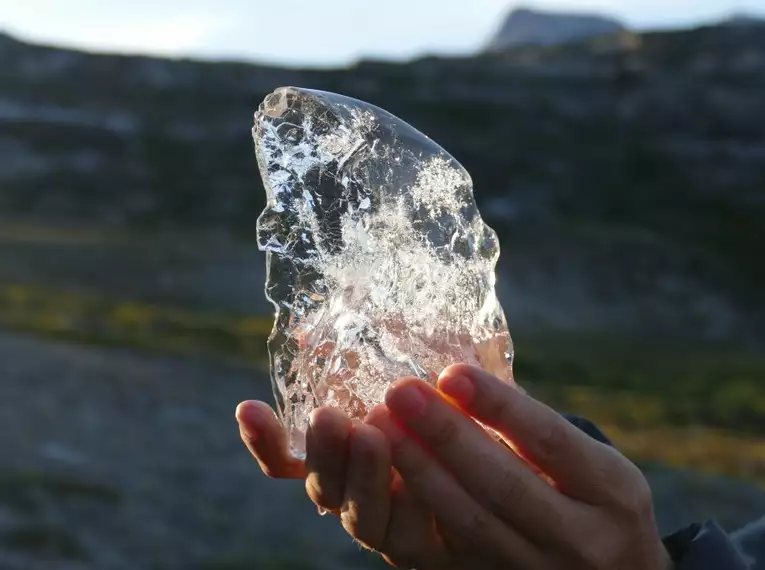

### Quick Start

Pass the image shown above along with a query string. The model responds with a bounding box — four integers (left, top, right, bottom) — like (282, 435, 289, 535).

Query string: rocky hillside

(0, 23, 764, 341)
(485, 7, 626, 50)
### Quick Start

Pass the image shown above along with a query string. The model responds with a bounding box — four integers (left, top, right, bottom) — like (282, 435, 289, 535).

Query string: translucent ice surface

(254, 87, 513, 458)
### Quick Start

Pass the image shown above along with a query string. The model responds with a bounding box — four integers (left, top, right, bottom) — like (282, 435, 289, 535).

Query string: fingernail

(366, 406, 407, 445)
(235, 402, 260, 440)
(387, 383, 427, 420)
(438, 374, 475, 404)
(235, 401, 251, 423)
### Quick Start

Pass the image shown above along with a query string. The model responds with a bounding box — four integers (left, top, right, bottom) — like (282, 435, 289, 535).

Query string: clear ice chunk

(254, 87, 514, 458)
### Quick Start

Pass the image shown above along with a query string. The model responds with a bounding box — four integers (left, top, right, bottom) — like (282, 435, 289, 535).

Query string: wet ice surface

(254, 87, 513, 458)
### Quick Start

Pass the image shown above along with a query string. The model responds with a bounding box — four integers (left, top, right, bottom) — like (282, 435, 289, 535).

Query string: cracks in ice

(254, 86, 513, 458)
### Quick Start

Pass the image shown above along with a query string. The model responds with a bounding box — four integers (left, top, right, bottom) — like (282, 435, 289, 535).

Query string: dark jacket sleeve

(663, 521, 749, 570)
(563, 414, 751, 570)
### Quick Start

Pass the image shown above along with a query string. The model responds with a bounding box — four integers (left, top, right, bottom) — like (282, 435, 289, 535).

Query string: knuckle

(305, 474, 339, 509)
(239, 429, 262, 456)
(351, 433, 384, 473)
(483, 392, 513, 424)
(239, 429, 255, 447)
(535, 420, 569, 462)
(340, 508, 376, 549)
(339, 506, 357, 532)
(455, 510, 493, 549)
(404, 455, 433, 487)
(618, 488, 654, 522)
(427, 417, 461, 450)
(307, 431, 344, 459)
(339, 503, 386, 552)
(389, 438, 432, 487)
(609, 464, 653, 516)
(491, 469, 528, 512)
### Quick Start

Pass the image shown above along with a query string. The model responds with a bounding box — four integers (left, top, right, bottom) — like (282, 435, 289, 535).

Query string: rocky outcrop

(485, 7, 626, 50)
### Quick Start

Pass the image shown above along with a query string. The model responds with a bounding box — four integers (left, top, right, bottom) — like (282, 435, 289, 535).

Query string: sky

(0, 0, 762, 67)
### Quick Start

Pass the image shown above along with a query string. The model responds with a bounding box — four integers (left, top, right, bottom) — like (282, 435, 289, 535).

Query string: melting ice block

(254, 87, 513, 458)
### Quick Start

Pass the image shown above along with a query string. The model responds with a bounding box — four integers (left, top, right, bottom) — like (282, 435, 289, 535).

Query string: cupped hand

(235, 400, 456, 569)
(236, 364, 673, 570)
(363, 364, 673, 570)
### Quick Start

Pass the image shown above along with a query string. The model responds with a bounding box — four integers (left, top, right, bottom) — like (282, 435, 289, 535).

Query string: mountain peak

(486, 6, 627, 51)
(722, 12, 765, 26)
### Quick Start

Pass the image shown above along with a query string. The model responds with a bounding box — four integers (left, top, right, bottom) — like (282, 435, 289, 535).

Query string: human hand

(360, 364, 673, 570)
(236, 363, 672, 570)
(235, 400, 457, 568)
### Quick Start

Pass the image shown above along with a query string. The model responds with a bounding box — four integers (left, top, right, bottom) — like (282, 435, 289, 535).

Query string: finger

(357, 408, 452, 568)
(366, 405, 543, 567)
(385, 378, 573, 539)
(340, 423, 391, 551)
(305, 406, 353, 511)
(381, 471, 453, 570)
(236, 400, 306, 479)
(438, 364, 633, 501)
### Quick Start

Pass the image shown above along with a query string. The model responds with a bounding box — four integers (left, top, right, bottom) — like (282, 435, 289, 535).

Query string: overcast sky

(0, 0, 762, 66)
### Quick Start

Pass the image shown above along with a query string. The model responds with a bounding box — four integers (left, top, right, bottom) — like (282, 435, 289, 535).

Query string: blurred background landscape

(0, 1, 764, 568)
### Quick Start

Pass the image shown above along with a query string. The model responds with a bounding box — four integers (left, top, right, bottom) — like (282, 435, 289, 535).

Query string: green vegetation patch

(0, 283, 763, 486)
(0, 283, 273, 363)
(516, 333, 765, 435)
